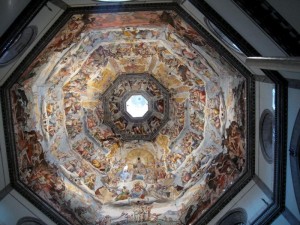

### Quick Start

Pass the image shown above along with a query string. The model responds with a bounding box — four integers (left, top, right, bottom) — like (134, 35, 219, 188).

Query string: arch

(204, 17, 243, 54)
(259, 109, 274, 163)
(125, 148, 156, 170)
(216, 208, 248, 225)
(16, 217, 46, 225)
(0, 26, 37, 67)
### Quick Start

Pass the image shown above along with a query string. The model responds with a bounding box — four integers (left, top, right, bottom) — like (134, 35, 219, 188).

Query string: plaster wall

(231, 184, 270, 224)
(0, 0, 31, 36)
(257, 82, 275, 192)
(0, 190, 55, 225)
(0, 2, 64, 85)
(267, 0, 300, 33)
(279, 71, 300, 81)
(285, 87, 300, 220)
(204, 0, 286, 57)
(272, 214, 290, 225)
(208, 180, 271, 225)
(180, 0, 265, 78)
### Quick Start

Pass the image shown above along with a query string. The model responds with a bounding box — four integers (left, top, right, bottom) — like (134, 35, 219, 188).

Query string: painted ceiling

(9, 9, 247, 225)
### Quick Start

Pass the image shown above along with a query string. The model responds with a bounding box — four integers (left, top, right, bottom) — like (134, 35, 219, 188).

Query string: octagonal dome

(1, 6, 252, 225)
(102, 73, 170, 141)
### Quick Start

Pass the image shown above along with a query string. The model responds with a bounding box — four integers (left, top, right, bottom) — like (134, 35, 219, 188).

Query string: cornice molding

(0, 184, 12, 201)
(232, 0, 300, 56)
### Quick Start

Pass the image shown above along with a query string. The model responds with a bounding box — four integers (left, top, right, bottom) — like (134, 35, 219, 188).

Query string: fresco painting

(10, 10, 247, 224)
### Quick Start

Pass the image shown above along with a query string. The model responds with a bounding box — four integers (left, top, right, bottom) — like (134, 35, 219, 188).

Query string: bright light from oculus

(126, 95, 149, 118)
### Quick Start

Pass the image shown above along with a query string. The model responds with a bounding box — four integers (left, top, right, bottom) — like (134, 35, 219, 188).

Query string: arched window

(217, 208, 248, 225)
(16, 217, 46, 225)
(0, 26, 37, 67)
(204, 18, 243, 54)
(259, 109, 274, 163)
